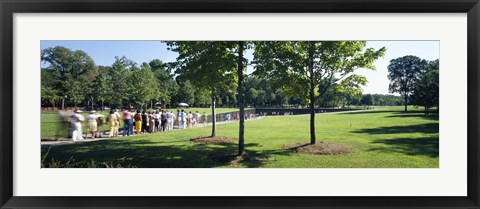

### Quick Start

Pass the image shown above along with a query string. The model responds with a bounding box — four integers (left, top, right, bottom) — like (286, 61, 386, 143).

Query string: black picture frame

(1, 0, 479, 208)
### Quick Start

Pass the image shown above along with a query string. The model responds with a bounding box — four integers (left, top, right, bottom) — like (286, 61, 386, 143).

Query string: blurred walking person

(154, 110, 161, 132)
(86, 110, 101, 139)
(149, 111, 155, 133)
(202, 112, 207, 126)
(114, 109, 121, 136)
(167, 111, 174, 131)
(179, 109, 186, 129)
(192, 111, 199, 127)
(122, 109, 133, 136)
(141, 110, 149, 133)
(70, 110, 85, 141)
(108, 109, 120, 138)
(176, 109, 181, 129)
(134, 110, 142, 134)
(161, 110, 168, 132)
(96, 113, 105, 138)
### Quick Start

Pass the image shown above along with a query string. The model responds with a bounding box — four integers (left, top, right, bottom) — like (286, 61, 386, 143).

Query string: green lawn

(41, 106, 439, 168)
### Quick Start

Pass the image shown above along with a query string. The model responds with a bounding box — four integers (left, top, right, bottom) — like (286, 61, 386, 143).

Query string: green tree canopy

(410, 59, 439, 115)
(108, 56, 134, 108)
(41, 46, 98, 109)
(387, 55, 427, 111)
(165, 41, 238, 137)
(149, 59, 176, 107)
(254, 41, 386, 144)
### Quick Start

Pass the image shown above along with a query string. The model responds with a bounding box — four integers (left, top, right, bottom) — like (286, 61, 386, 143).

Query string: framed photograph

(1, 0, 479, 208)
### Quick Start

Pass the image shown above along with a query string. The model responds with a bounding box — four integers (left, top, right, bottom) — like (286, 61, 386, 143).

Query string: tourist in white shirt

(70, 110, 85, 141)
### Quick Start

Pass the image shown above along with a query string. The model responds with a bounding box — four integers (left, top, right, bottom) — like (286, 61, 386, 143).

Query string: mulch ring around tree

(283, 142, 353, 155)
(190, 136, 236, 144)
(209, 151, 270, 167)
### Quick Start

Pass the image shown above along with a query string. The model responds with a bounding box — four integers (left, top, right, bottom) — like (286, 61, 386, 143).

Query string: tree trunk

(237, 41, 245, 156)
(211, 87, 217, 137)
(404, 95, 408, 111)
(424, 106, 427, 115)
(101, 100, 104, 111)
(309, 84, 316, 145)
(62, 98, 65, 110)
(308, 45, 316, 145)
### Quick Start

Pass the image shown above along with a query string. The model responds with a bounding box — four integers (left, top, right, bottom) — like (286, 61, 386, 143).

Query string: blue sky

(41, 40, 439, 94)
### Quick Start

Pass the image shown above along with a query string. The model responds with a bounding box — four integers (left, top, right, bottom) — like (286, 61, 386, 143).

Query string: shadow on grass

(351, 123, 439, 135)
(338, 110, 395, 115)
(384, 112, 439, 121)
(339, 109, 438, 117)
(41, 139, 292, 168)
(368, 137, 439, 158)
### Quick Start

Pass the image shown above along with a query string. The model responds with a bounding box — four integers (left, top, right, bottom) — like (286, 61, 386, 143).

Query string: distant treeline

(41, 46, 406, 110)
(317, 93, 404, 108)
(41, 47, 238, 110)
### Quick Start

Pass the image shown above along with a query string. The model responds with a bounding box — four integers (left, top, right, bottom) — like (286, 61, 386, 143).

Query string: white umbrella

(178, 103, 189, 107)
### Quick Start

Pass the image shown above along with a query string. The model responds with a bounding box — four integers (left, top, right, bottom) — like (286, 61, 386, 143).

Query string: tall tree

(166, 41, 248, 155)
(41, 69, 61, 107)
(41, 85, 60, 107)
(387, 55, 427, 111)
(254, 41, 385, 144)
(108, 56, 134, 108)
(94, 73, 109, 110)
(410, 70, 439, 115)
(237, 41, 246, 155)
(41, 46, 97, 109)
(165, 41, 237, 138)
(128, 63, 159, 109)
(410, 59, 439, 115)
(149, 59, 176, 107)
(64, 74, 85, 107)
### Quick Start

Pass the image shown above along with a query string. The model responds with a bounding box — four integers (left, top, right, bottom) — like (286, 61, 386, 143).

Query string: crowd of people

(67, 109, 209, 141)
(62, 108, 270, 141)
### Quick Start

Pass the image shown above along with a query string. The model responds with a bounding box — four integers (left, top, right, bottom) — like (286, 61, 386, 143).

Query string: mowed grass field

(41, 106, 439, 168)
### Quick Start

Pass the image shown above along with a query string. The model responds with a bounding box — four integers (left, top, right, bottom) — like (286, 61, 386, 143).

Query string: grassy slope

(41, 106, 439, 168)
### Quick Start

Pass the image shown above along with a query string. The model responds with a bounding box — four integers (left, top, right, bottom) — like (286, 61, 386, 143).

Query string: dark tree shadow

(338, 110, 395, 115)
(351, 123, 439, 135)
(368, 137, 439, 158)
(208, 143, 293, 168)
(42, 139, 236, 168)
(384, 112, 439, 121)
(41, 139, 292, 168)
(339, 109, 439, 118)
